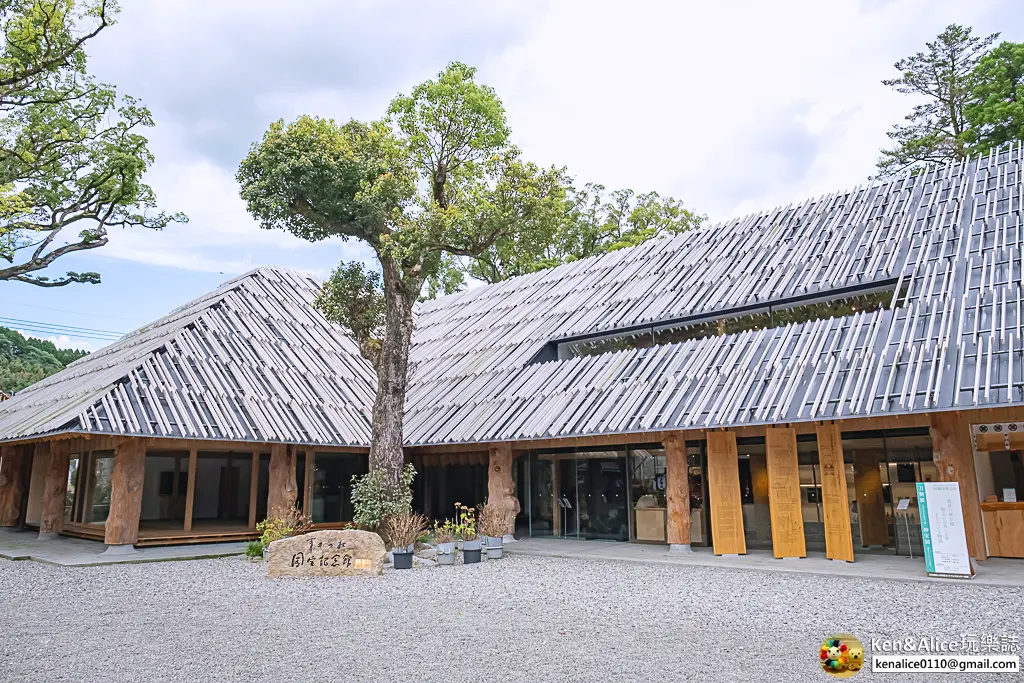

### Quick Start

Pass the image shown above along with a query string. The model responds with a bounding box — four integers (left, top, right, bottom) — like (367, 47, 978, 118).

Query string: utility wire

(0, 316, 125, 336)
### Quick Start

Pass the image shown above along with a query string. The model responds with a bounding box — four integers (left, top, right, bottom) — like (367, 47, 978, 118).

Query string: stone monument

(267, 529, 386, 578)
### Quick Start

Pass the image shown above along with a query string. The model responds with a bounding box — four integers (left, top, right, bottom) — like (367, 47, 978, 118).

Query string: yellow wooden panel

(816, 424, 854, 562)
(982, 509, 1024, 558)
(765, 427, 806, 558)
(976, 432, 1007, 452)
(707, 431, 746, 555)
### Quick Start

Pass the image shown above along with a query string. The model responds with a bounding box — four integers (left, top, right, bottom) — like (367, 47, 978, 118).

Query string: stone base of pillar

(781, 556, 802, 561)
(37, 530, 59, 541)
(669, 543, 694, 553)
(502, 534, 517, 543)
(101, 544, 137, 556)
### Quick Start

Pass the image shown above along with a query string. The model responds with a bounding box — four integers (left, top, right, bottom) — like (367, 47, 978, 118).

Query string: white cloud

(77, 0, 1023, 278)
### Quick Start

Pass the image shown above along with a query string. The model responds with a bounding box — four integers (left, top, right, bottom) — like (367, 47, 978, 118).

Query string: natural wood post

(249, 452, 260, 528)
(765, 427, 806, 558)
(303, 449, 314, 517)
(0, 445, 29, 527)
(38, 441, 70, 538)
(268, 443, 297, 518)
(707, 431, 746, 555)
(816, 423, 854, 562)
(663, 433, 691, 549)
(930, 412, 987, 560)
(184, 447, 198, 532)
(487, 443, 519, 536)
(104, 439, 147, 546)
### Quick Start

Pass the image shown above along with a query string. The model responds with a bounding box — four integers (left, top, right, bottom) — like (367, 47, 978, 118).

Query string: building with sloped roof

(1, 142, 1023, 562)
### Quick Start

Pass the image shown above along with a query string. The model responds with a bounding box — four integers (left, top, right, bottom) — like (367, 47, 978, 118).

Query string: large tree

(877, 24, 998, 177)
(464, 182, 704, 285)
(238, 63, 560, 493)
(966, 41, 1024, 154)
(0, 0, 183, 287)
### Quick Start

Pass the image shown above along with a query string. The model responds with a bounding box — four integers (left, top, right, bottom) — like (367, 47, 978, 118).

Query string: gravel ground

(0, 553, 1020, 683)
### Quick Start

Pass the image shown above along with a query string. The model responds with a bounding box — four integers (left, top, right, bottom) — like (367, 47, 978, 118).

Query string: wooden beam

(930, 412, 987, 560)
(38, 441, 70, 537)
(816, 423, 854, 562)
(184, 447, 197, 532)
(0, 445, 29, 527)
(487, 443, 518, 535)
(249, 452, 260, 528)
(663, 432, 690, 547)
(104, 439, 147, 546)
(765, 427, 806, 558)
(707, 431, 746, 555)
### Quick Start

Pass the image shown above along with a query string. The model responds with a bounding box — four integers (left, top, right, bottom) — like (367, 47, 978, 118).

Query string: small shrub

(455, 502, 477, 541)
(351, 464, 416, 530)
(433, 520, 456, 544)
(384, 512, 429, 550)
(478, 501, 514, 538)
(256, 517, 292, 548)
(245, 540, 264, 559)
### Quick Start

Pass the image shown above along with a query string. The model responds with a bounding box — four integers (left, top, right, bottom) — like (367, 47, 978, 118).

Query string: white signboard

(916, 482, 973, 579)
(896, 498, 911, 511)
(1004, 488, 1017, 503)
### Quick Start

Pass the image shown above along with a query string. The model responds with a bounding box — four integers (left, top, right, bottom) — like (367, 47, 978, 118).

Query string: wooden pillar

(816, 423, 854, 562)
(707, 431, 746, 555)
(267, 443, 297, 518)
(104, 439, 147, 546)
(930, 412, 987, 560)
(0, 445, 29, 527)
(551, 460, 560, 537)
(663, 433, 691, 547)
(38, 441, 70, 537)
(303, 450, 314, 518)
(853, 449, 890, 546)
(248, 452, 260, 528)
(183, 447, 197, 532)
(765, 427, 806, 558)
(487, 443, 518, 536)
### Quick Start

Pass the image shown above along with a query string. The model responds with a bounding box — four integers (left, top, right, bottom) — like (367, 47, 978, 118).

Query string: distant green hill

(0, 326, 89, 394)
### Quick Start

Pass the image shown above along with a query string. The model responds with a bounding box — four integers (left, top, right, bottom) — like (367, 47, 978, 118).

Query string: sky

(5, 0, 1023, 351)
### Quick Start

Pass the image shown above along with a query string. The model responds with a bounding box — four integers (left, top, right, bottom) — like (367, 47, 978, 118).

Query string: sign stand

(916, 482, 975, 580)
(896, 498, 913, 559)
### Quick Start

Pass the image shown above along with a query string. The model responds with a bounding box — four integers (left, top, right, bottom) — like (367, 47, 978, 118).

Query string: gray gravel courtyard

(0, 553, 1020, 682)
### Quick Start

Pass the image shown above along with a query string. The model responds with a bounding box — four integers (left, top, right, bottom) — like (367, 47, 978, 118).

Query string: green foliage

(0, 324, 86, 392)
(966, 41, 1024, 154)
(0, 0, 185, 287)
(245, 540, 264, 559)
(314, 261, 385, 366)
(350, 463, 415, 530)
(877, 24, 998, 177)
(256, 517, 292, 548)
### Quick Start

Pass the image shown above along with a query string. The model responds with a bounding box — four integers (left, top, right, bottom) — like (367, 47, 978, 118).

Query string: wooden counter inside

(981, 502, 1024, 558)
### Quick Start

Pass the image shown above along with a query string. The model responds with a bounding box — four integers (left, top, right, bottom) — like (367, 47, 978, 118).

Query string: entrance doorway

(526, 449, 629, 541)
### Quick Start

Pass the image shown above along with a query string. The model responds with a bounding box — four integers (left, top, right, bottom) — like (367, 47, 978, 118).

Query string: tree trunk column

(104, 439, 147, 546)
(0, 445, 29, 527)
(487, 443, 519, 536)
(664, 433, 692, 551)
(930, 412, 987, 561)
(38, 441, 70, 538)
(267, 443, 297, 519)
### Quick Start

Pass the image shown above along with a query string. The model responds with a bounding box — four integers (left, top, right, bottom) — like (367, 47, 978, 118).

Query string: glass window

(629, 447, 666, 542)
(311, 453, 368, 523)
(84, 451, 114, 524)
(64, 454, 80, 522)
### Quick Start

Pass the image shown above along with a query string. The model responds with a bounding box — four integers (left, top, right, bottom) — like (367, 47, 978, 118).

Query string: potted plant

(478, 502, 514, 559)
(385, 512, 428, 570)
(456, 504, 481, 564)
(434, 520, 457, 566)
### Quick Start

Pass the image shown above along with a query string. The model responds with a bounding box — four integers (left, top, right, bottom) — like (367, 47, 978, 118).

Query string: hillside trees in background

(0, 325, 86, 392)
(0, 0, 184, 287)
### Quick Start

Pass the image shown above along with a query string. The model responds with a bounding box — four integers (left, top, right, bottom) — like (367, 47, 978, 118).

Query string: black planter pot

(393, 551, 414, 570)
(463, 548, 482, 564)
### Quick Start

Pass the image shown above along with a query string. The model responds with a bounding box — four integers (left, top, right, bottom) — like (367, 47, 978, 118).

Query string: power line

(0, 316, 125, 336)
(0, 299, 131, 322)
